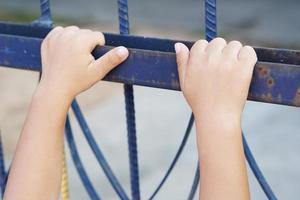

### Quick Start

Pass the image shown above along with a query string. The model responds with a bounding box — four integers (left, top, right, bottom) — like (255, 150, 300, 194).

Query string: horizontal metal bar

(1, 33, 300, 107)
(0, 22, 299, 65)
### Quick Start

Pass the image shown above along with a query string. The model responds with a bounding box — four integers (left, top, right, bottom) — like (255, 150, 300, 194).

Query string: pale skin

(3, 26, 257, 200)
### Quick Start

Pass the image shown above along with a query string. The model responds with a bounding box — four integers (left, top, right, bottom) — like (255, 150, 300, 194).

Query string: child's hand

(39, 26, 129, 102)
(175, 38, 257, 122)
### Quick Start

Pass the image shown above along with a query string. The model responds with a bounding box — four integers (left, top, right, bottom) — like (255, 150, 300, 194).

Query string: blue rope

(71, 100, 129, 200)
(148, 114, 194, 200)
(187, 164, 200, 200)
(117, 1, 141, 199)
(0, 133, 6, 197)
(65, 116, 101, 200)
(243, 134, 277, 200)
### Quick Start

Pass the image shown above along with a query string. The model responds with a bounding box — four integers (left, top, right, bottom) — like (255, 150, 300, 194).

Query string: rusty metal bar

(0, 24, 300, 107)
(0, 22, 299, 66)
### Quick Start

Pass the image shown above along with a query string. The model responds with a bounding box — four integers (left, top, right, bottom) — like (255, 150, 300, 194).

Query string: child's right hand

(175, 38, 257, 123)
(39, 26, 129, 103)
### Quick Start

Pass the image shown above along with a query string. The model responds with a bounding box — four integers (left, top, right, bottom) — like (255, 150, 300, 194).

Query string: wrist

(194, 112, 242, 134)
(34, 82, 73, 109)
(193, 105, 242, 125)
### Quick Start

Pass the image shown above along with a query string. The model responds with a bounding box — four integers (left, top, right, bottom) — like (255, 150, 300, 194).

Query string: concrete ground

(0, 0, 300, 199)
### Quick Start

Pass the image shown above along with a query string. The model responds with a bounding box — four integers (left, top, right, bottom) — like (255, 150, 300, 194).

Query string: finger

(205, 37, 227, 54)
(42, 26, 64, 51)
(175, 43, 190, 90)
(77, 31, 105, 51)
(45, 26, 64, 40)
(64, 25, 79, 33)
(189, 39, 208, 61)
(190, 39, 208, 53)
(79, 29, 93, 33)
(222, 40, 242, 59)
(88, 46, 129, 81)
(88, 31, 105, 51)
(238, 45, 257, 66)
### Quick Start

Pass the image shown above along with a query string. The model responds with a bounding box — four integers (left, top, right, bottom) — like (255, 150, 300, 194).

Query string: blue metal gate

(0, 0, 300, 199)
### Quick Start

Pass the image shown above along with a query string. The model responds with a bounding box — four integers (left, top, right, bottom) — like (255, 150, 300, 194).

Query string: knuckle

(107, 52, 122, 66)
(212, 37, 227, 44)
(81, 29, 92, 33)
(244, 46, 257, 57)
(96, 32, 105, 44)
(243, 45, 254, 52)
(52, 26, 63, 32)
(195, 39, 208, 46)
(90, 32, 105, 46)
(66, 25, 79, 30)
(193, 39, 207, 49)
(46, 27, 62, 40)
(241, 46, 257, 62)
(229, 40, 242, 47)
(64, 26, 79, 35)
(191, 40, 207, 55)
(55, 26, 63, 30)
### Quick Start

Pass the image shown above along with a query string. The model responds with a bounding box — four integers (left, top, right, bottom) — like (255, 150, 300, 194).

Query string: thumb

(88, 46, 129, 81)
(175, 43, 189, 90)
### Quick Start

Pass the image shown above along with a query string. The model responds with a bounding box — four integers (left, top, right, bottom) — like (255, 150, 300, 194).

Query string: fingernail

(116, 46, 128, 57)
(174, 43, 181, 54)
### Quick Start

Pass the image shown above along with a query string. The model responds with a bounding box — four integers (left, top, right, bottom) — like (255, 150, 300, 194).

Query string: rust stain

(257, 66, 269, 78)
(293, 87, 300, 106)
(267, 77, 275, 88)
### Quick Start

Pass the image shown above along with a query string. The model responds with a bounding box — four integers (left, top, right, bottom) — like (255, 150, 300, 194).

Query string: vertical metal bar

(65, 117, 101, 200)
(205, 0, 217, 41)
(148, 114, 194, 200)
(117, 1, 141, 200)
(32, 0, 53, 27)
(39, 0, 52, 20)
(38, 0, 53, 26)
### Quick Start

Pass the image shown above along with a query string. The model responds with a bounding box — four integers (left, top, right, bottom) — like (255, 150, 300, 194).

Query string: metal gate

(0, 0, 300, 199)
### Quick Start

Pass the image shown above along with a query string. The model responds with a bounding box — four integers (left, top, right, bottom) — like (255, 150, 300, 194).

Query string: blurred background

(0, 0, 299, 199)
